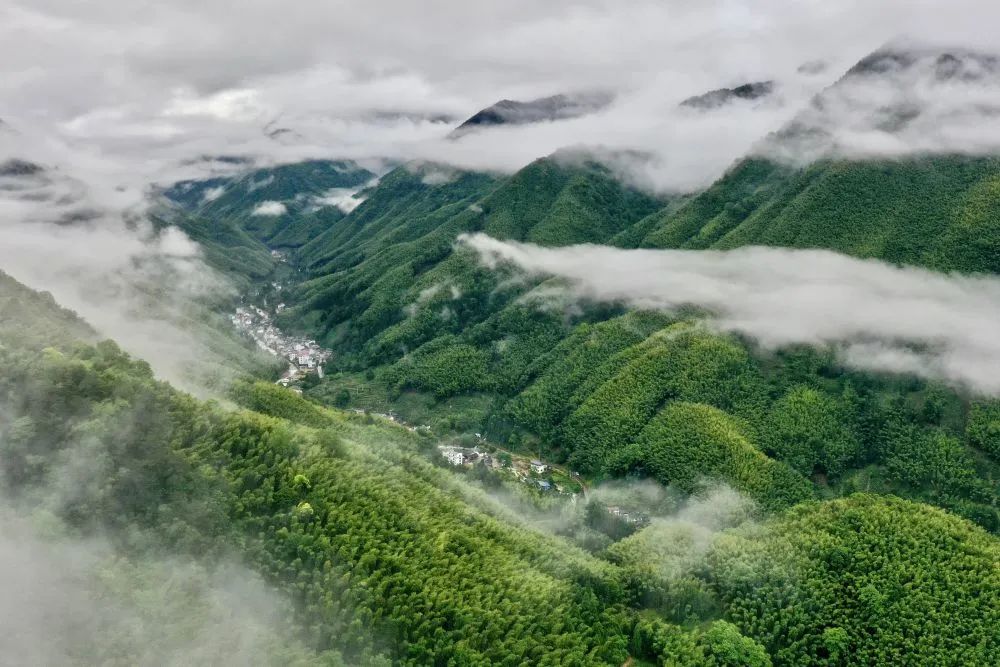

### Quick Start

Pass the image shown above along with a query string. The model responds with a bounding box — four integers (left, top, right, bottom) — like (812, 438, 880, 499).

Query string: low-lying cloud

(0, 130, 253, 395)
(761, 43, 1000, 165)
(0, 514, 311, 667)
(251, 200, 287, 216)
(311, 185, 369, 213)
(461, 233, 1000, 394)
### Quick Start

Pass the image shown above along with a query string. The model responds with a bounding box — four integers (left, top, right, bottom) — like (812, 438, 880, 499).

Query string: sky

(5, 0, 1000, 195)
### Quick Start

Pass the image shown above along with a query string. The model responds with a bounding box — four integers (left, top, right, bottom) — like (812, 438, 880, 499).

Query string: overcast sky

(5, 0, 1000, 194)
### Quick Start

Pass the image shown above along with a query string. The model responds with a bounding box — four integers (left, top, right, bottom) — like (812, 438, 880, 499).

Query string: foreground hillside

(2, 270, 997, 665)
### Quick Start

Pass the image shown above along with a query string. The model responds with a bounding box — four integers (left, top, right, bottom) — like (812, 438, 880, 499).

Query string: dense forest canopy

(2, 269, 997, 665)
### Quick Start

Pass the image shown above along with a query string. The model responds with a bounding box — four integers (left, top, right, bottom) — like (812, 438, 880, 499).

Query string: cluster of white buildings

(232, 305, 332, 374)
(438, 445, 502, 470)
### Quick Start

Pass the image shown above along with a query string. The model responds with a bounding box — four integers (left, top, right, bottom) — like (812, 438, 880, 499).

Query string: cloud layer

(461, 233, 1000, 394)
(0, 130, 247, 394)
(6, 2, 1000, 194)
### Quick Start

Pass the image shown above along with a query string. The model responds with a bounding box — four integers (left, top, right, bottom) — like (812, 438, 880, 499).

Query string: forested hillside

(172, 148, 999, 535)
(11, 1, 1000, 664)
(637, 155, 1000, 274)
(140, 44, 1000, 665)
(2, 268, 997, 665)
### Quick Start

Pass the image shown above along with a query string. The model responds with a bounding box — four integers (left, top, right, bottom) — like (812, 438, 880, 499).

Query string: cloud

(0, 128, 253, 395)
(606, 484, 758, 581)
(0, 394, 338, 665)
(760, 42, 1000, 165)
(202, 185, 225, 202)
(4, 3, 1000, 388)
(0, 513, 313, 666)
(6, 2, 1000, 195)
(251, 200, 287, 216)
(311, 185, 368, 212)
(420, 167, 459, 185)
(460, 233, 1000, 394)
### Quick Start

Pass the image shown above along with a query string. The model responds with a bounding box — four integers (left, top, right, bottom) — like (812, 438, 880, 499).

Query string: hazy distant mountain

(451, 92, 613, 136)
(766, 44, 1000, 157)
(844, 46, 1000, 81)
(680, 81, 775, 110)
(0, 158, 44, 177)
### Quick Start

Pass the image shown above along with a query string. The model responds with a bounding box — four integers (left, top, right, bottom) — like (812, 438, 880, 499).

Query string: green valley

(7, 17, 1000, 664)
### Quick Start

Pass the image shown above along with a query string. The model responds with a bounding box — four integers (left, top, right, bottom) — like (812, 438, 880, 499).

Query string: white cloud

(312, 185, 367, 212)
(420, 167, 458, 185)
(201, 185, 225, 202)
(0, 128, 249, 395)
(0, 512, 313, 666)
(250, 200, 286, 216)
(4, 2, 1000, 195)
(460, 233, 1000, 395)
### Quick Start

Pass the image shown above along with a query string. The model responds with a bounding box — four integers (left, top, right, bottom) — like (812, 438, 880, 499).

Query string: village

(233, 301, 647, 525)
(231, 304, 334, 389)
(437, 442, 650, 524)
(438, 440, 588, 496)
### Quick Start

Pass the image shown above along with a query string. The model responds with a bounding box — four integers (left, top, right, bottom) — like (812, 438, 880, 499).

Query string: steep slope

(640, 46, 1000, 273)
(639, 155, 1000, 273)
(0, 273, 634, 665)
(168, 47, 1000, 538)
(160, 210, 278, 287)
(283, 157, 663, 353)
(0, 269, 97, 347)
(169, 145, 1000, 533)
(2, 271, 997, 666)
(165, 159, 375, 249)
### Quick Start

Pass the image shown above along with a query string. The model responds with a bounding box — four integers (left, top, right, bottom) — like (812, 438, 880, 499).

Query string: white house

(444, 449, 465, 466)
(530, 460, 548, 474)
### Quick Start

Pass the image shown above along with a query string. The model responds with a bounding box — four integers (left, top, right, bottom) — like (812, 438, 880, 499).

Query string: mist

(0, 129, 257, 395)
(0, 512, 319, 667)
(460, 233, 1000, 394)
(606, 484, 758, 581)
(6, 2, 1000, 197)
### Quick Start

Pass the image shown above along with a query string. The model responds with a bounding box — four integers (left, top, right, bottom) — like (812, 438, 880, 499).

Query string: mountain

(451, 92, 613, 136)
(236, 152, 996, 532)
(6, 34, 1000, 664)
(638, 46, 1000, 274)
(3, 254, 998, 666)
(159, 159, 378, 285)
(0, 158, 44, 176)
(164, 158, 375, 222)
(165, 54, 1000, 527)
(679, 80, 775, 110)
(767, 44, 1000, 161)
(844, 45, 1000, 80)
(637, 154, 1000, 273)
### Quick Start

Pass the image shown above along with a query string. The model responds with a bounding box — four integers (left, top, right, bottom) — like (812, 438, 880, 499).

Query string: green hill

(165, 159, 376, 254)
(638, 155, 1000, 274)
(2, 270, 997, 665)
(163, 147, 1000, 534)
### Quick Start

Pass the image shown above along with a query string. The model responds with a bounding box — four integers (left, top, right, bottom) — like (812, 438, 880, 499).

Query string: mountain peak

(843, 44, 1000, 82)
(451, 92, 613, 137)
(680, 81, 775, 110)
